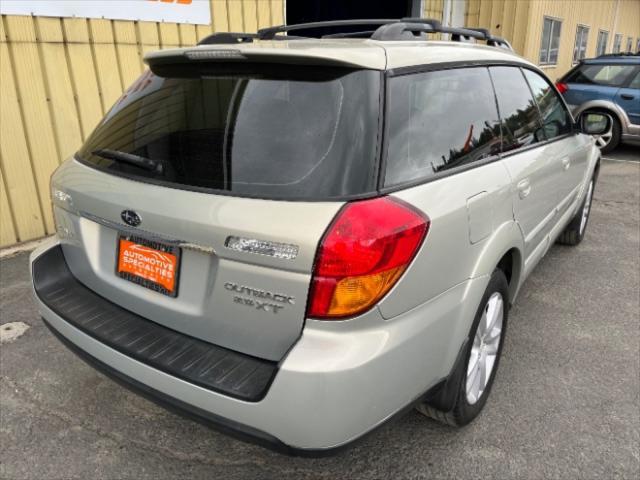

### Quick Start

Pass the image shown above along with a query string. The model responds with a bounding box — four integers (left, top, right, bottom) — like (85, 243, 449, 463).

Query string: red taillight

(308, 197, 429, 319)
(555, 82, 569, 94)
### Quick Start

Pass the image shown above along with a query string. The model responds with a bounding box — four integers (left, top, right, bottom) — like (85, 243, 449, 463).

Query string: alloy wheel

(466, 292, 504, 405)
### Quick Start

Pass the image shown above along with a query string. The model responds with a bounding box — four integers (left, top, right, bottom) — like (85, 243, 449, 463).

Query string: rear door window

(489, 66, 546, 153)
(384, 67, 501, 187)
(78, 66, 381, 200)
(565, 64, 637, 87)
(522, 69, 573, 140)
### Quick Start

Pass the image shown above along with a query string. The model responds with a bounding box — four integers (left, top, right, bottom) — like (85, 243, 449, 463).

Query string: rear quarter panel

(379, 159, 521, 320)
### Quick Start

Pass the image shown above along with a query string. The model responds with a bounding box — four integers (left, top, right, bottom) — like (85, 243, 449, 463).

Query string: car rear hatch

(51, 61, 381, 361)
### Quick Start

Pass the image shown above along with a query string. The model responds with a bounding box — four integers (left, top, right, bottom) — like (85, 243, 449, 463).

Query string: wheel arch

(469, 221, 524, 305)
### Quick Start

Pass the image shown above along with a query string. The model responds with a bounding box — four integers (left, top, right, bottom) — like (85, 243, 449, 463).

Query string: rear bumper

(31, 237, 488, 453)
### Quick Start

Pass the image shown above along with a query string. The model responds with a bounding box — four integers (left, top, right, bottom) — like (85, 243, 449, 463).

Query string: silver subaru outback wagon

(30, 19, 609, 455)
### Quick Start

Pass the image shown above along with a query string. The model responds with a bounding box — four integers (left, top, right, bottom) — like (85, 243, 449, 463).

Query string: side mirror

(578, 112, 611, 135)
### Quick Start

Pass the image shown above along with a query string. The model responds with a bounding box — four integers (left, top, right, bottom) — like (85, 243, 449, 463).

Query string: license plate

(116, 235, 181, 297)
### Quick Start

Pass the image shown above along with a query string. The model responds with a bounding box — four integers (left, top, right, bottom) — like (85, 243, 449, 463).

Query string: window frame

(613, 33, 623, 53)
(539, 16, 563, 66)
(573, 24, 590, 65)
(379, 61, 577, 192)
(520, 67, 574, 142)
(596, 29, 609, 56)
(626, 36, 634, 53)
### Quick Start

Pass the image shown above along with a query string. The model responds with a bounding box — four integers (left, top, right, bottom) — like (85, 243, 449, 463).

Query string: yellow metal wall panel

(0, 38, 46, 241)
(89, 19, 125, 111)
(113, 21, 143, 87)
(212, 0, 230, 32)
(138, 21, 160, 57)
(179, 24, 197, 46)
(465, 0, 481, 28)
(62, 18, 104, 137)
(3, 16, 58, 233)
(270, 0, 284, 26)
(227, 0, 245, 31)
(158, 22, 181, 48)
(0, 168, 18, 247)
(35, 17, 84, 160)
(257, 0, 272, 28)
(500, 0, 517, 50)
(243, 0, 259, 32)
(511, 0, 530, 55)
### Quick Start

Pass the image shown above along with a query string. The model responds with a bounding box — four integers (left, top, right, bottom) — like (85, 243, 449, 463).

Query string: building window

(596, 30, 609, 56)
(627, 37, 634, 53)
(539, 17, 562, 65)
(613, 34, 622, 53)
(573, 25, 589, 63)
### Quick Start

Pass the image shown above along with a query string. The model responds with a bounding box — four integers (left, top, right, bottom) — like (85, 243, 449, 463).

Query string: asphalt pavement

(1, 147, 639, 479)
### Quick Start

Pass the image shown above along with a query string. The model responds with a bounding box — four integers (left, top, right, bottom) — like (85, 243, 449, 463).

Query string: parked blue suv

(557, 53, 639, 153)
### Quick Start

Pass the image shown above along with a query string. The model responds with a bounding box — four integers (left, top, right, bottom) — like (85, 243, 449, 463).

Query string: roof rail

(597, 52, 640, 57)
(371, 19, 512, 49)
(257, 19, 400, 40)
(255, 18, 512, 50)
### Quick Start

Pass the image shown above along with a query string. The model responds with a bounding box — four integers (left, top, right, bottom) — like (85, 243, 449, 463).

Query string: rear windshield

(77, 65, 381, 200)
(564, 63, 637, 87)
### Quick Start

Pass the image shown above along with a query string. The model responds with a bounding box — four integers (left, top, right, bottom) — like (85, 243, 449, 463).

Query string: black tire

(557, 177, 595, 246)
(590, 110, 621, 154)
(416, 269, 509, 426)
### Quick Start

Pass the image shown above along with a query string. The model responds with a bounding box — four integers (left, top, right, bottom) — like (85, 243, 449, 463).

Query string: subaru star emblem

(121, 210, 141, 227)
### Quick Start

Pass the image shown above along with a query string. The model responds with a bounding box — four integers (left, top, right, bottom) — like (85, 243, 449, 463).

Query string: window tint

(78, 66, 380, 199)
(384, 68, 500, 187)
(567, 64, 636, 87)
(573, 25, 589, 63)
(540, 17, 562, 65)
(523, 69, 573, 140)
(596, 30, 609, 56)
(490, 67, 545, 153)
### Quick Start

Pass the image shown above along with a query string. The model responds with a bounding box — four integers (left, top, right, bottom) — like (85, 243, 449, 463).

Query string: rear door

(490, 66, 557, 260)
(53, 65, 382, 361)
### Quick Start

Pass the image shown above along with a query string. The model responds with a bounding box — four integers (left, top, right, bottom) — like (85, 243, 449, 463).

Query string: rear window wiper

(92, 149, 163, 174)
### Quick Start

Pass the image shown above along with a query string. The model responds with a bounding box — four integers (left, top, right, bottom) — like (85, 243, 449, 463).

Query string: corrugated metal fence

(0, 0, 284, 247)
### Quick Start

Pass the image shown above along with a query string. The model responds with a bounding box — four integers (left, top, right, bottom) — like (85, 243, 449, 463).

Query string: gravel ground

(1, 149, 638, 480)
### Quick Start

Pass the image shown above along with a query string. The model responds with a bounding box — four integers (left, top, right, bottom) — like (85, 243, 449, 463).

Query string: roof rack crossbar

(257, 19, 400, 40)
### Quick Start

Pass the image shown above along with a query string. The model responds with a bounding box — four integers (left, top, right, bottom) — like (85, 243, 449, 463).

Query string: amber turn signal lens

(327, 266, 406, 317)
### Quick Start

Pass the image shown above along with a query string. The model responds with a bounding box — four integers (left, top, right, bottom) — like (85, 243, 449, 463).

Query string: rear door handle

(621, 94, 635, 100)
(562, 157, 571, 171)
(517, 179, 531, 199)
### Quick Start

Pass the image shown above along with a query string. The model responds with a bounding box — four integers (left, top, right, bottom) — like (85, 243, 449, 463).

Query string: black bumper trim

(32, 245, 277, 402)
(42, 318, 299, 454)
